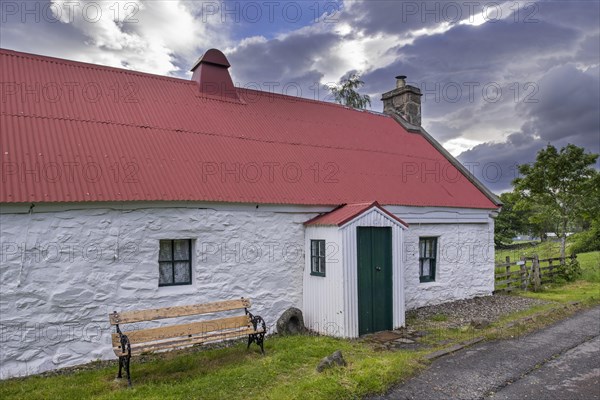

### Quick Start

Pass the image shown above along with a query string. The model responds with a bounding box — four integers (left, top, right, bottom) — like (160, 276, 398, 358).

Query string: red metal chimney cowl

(190, 49, 239, 101)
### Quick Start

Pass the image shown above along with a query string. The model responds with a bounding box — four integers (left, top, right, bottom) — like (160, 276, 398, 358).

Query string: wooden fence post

(532, 254, 541, 291)
(506, 256, 511, 292)
(520, 256, 527, 290)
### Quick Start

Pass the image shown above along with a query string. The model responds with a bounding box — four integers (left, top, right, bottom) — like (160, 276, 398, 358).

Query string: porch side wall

(302, 226, 345, 337)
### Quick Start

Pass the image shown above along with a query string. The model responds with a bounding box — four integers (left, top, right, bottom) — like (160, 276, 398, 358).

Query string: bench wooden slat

(112, 315, 251, 345)
(114, 327, 263, 356)
(109, 298, 251, 325)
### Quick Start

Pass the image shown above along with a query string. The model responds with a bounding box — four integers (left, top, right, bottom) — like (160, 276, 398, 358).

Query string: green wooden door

(357, 227, 393, 335)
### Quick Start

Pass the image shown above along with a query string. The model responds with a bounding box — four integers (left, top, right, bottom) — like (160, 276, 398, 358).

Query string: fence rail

(494, 254, 576, 293)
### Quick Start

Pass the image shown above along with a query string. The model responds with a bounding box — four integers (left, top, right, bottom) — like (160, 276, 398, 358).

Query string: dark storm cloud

(535, 0, 600, 30)
(458, 65, 600, 193)
(362, 16, 582, 143)
(521, 65, 600, 147)
(457, 132, 541, 193)
(227, 31, 340, 92)
(345, 0, 511, 36)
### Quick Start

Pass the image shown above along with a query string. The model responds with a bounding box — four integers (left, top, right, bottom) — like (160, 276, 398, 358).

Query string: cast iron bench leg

(245, 310, 267, 355)
(115, 325, 132, 387)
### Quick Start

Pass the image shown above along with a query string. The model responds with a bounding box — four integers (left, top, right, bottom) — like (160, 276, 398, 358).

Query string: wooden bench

(108, 297, 266, 386)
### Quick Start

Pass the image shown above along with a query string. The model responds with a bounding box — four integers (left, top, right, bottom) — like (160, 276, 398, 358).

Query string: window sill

(419, 277, 436, 283)
(310, 272, 326, 277)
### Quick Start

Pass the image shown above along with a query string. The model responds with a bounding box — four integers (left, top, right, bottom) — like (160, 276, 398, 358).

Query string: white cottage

(0, 48, 500, 378)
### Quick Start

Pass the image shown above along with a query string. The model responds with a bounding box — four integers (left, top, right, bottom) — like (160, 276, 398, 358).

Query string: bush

(570, 226, 600, 254)
(558, 258, 582, 282)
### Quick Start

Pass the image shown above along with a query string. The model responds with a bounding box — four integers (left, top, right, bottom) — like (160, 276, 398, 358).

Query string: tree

(513, 144, 599, 258)
(494, 191, 529, 246)
(329, 74, 371, 109)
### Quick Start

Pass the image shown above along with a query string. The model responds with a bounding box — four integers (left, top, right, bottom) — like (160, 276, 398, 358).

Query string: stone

(394, 338, 415, 344)
(470, 318, 491, 329)
(316, 350, 346, 372)
(276, 307, 306, 335)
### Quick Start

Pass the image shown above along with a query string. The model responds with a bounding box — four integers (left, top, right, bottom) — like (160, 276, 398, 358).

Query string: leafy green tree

(513, 144, 599, 258)
(494, 191, 529, 246)
(329, 74, 371, 109)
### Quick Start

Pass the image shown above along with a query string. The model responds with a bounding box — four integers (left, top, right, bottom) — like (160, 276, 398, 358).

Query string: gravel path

(406, 295, 549, 328)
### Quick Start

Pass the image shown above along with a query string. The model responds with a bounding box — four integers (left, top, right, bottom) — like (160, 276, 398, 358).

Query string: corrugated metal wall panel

(303, 226, 345, 336)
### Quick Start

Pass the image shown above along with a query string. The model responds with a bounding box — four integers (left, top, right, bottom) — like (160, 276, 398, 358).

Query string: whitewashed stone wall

(0, 206, 312, 379)
(0, 204, 495, 378)
(402, 219, 495, 310)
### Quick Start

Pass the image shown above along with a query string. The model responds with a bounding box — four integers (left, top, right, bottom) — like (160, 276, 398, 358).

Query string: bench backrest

(109, 298, 251, 326)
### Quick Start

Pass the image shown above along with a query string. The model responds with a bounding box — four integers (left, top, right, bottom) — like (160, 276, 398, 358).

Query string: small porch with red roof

(303, 202, 408, 337)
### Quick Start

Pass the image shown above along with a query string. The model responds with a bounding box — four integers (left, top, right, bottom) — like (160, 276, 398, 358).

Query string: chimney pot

(395, 75, 407, 88)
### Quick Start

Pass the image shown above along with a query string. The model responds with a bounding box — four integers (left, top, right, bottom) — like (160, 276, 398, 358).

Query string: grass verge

(0, 335, 426, 400)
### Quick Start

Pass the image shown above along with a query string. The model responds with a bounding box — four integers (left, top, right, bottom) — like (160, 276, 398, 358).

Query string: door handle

(375, 266, 382, 271)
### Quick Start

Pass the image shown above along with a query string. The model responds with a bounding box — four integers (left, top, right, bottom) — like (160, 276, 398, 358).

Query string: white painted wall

(0, 206, 315, 379)
(400, 217, 496, 310)
(302, 226, 344, 337)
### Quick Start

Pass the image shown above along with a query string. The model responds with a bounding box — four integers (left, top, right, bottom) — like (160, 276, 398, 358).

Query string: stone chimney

(190, 48, 240, 101)
(381, 75, 422, 126)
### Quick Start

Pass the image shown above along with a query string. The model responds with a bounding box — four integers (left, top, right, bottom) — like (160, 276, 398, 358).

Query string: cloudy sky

(1, 0, 598, 193)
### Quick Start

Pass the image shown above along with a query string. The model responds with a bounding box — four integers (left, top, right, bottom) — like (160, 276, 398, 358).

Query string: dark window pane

(159, 240, 172, 261)
(310, 240, 326, 276)
(174, 240, 190, 261)
(174, 261, 191, 283)
(159, 262, 174, 285)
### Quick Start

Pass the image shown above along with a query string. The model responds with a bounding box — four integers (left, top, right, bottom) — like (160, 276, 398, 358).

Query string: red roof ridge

(237, 86, 390, 115)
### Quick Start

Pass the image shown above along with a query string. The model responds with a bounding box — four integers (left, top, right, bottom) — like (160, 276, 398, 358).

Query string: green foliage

(558, 258, 582, 282)
(570, 225, 600, 254)
(513, 144, 599, 257)
(329, 74, 372, 109)
(495, 191, 531, 246)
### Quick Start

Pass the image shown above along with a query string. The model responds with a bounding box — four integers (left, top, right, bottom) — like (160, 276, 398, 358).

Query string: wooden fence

(494, 254, 576, 293)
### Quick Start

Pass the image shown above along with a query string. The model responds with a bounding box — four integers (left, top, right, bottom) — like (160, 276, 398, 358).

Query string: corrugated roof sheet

(304, 202, 409, 227)
(0, 48, 498, 208)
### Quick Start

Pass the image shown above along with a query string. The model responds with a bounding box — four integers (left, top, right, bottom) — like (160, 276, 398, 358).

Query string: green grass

(520, 280, 600, 304)
(0, 336, 425, 400)
(429, 314, 448, 322)
(577, 251, 600, 283)
(495, 240, 564, 263)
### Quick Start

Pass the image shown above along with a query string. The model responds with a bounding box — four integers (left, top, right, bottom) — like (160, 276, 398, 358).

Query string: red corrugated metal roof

(0, 48, 498, 208)
(304, 202, 409, 227)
